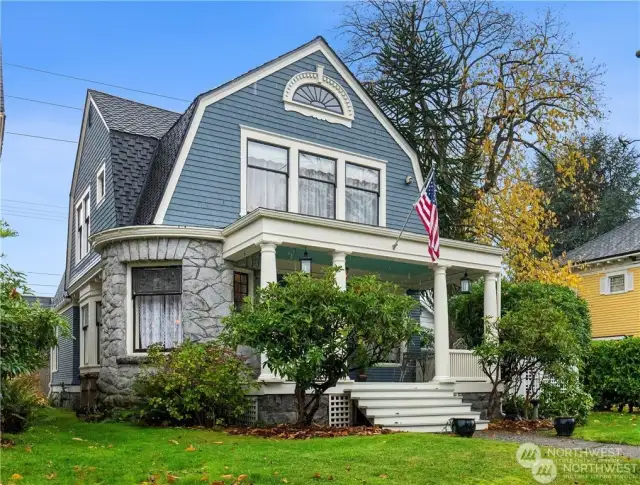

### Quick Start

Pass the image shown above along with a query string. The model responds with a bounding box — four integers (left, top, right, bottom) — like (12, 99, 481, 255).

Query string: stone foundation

(97, 237, 234, 407)
(50, 390, 81, 410)
(460, 391, 501, 420)
(257, 395, 330, 425)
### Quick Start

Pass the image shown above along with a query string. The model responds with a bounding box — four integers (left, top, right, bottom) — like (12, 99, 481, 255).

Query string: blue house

(51, 37, 503, 431)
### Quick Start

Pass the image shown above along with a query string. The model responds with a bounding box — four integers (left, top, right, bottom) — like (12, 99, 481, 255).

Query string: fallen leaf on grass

(237, 474, 249, 481)
(168, 440, 179, 445)
(185, 444, 197, 451)
(45, 473, 56, 480)
(213, 441, 224, 445)
(10, 474, 23, 480)
(24, 446, 32, 453)
(327, 476, 334, 481)
(282, 479, 288, 484)
(221, 475, 234, 480)
(379, 474, 389, 479)
(72, 437, 84, 441)
(211, 482, 226, 485)
(200, 475, 208, 482)
(312, 472, 322, 479)
(167, 472, 180, 482)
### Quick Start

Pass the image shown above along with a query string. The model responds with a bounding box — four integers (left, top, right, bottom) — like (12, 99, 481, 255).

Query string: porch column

(484, 272, 499, 341)
(433, 265, 451, 382)
(332, 251, 348, 290)
(259, 242, 280, 381)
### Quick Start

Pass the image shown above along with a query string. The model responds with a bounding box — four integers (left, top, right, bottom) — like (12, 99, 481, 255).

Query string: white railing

(449, 350, 488, 381)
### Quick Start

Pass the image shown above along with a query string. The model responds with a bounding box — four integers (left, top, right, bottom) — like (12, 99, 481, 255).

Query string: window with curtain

(234, 271, 250, 309)
(96, 301, 102, 365)
(299, 152, 336, 219)
(81, 304, 89, 365)
(247, 141, 288, 213)
(132, 266, 183, 352)
(345, 163, 379, 225)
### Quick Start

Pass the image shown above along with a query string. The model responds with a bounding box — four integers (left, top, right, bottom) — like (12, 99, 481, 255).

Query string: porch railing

(449, 349, 488, 381)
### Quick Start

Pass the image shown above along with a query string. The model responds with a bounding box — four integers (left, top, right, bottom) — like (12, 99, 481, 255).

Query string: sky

(1, 1, 638, 296)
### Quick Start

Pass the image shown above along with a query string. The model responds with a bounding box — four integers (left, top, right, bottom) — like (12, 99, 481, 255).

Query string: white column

(259, 242, 280, 381)
(433, 265, 451, 382)
(484, 272, 499, 341)
(332, 251, 348, 290)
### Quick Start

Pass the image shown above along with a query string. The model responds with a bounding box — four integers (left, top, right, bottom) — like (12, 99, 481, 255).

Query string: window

(51, 328, 59, 373)
(609, 274, 625, 293)
(299, 152, 336, 219)
(132, 266, 183, 352)
(293, 85, 343, 114)
(76, 190, 90, 262)
(96, 164, 105, 204)
(246, 141, 288, 213)
(81, 304, 89, 365)
(345, 163, 380, 225)
(234, 271, 250, 309)
(96, 301, 102, 365)
(601, 271, 634, 295)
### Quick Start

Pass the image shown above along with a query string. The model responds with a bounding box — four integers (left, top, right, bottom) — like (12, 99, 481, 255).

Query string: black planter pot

(553, 417, 576, 436)
(451, 418, 476, 437)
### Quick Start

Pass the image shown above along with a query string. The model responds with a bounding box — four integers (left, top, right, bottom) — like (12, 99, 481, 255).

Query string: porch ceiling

(222, 209, 502, 275)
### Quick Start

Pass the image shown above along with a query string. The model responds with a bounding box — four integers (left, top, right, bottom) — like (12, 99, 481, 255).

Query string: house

(51, 37, 503, 431)
(567, 217, 640, 339)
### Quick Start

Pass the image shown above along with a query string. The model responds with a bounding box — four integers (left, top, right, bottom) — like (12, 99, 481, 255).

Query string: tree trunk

(294, 384, 307, 426)
(486, 382, 502, 419)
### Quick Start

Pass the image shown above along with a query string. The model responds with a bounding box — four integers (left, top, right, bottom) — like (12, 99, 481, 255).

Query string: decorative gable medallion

(283, 65, 354, 127)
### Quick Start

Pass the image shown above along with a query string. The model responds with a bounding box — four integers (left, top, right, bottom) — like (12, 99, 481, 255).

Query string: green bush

(132, 340, 257, 426)
(539, 375, 593, 425)
(584, 337, 640, 411)
(0, 373, 47, 433)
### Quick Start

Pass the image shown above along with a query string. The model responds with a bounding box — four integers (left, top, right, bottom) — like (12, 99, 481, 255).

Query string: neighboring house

(51, 37, 503, 431)
(567, 217, 640, 339)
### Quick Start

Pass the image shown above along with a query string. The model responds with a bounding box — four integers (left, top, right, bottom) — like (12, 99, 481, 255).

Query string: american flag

(414, 170, 440, 261)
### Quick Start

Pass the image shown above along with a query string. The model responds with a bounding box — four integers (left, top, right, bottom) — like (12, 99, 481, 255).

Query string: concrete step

(354, 398, 462, 407)
(386, 420, 489, 433)
(350, 391, 455, 400)
(364, 405, 473, 418)
(372, 412, 480, 426)
(347, 383, 453, 392)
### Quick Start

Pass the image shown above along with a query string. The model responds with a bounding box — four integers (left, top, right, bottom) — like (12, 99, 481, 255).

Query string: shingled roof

(88, 90, 180, 139)
(566, 217, 640, 263)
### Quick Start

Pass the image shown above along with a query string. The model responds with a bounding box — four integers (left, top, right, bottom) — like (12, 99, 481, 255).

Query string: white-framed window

(600, 270, 634, 295)
(96, 163, 106, 204)
(131, 265, 183, 353)
(51, 327, 59, 372)
(246, 140, 289, 213)
(81, 304, 90, 366)
(75, 188, 91, 263)
(240, 126, 387, 226)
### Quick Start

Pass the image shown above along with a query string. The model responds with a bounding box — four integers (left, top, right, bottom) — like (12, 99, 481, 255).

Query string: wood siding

(164, 51, 424, 233)
(578, 267, 640, 338)
(51, 306, 80, 386)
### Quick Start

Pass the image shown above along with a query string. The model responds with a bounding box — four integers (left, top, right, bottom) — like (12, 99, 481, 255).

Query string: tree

(222, 269, 418, 425)
(535, 132, 640, 256)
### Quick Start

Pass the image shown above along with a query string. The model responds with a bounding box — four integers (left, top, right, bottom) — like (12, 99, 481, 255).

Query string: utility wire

(28, 283, 59, 288)
(1, 213, 66, 222)
(6, 132, 77, 144)
(6, 95, 83, 111)
(2, 203, 67, 214)
(2, 208, 67, 218)
(25, 271, 61, 276)
(5, 62, 190, 102)
(2, 198, 68, 209)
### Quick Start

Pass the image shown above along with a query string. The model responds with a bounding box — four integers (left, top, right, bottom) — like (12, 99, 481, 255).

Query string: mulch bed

(488, 419, 554, 433)
(225, 424, 395, 440)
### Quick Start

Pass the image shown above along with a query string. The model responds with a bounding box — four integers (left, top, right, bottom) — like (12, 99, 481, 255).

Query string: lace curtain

(299, 152, 336, 218)
(345, 163, 379, 225)
(247, 141, 288, 212)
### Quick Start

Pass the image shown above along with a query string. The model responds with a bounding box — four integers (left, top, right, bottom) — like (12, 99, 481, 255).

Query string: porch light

(460, 272, 472, 294)
(300, 250, 312, 274)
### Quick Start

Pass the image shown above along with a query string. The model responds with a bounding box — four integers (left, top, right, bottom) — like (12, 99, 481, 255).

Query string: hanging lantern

(300, 249, 312, 274)
(460, 272, 472, 294)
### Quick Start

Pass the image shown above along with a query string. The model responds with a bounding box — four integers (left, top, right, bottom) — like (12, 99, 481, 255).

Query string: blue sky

(1, 1, 638, 296)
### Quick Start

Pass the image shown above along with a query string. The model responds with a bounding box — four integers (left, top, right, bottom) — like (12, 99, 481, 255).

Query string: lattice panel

(236, 397, 258, 426)
(329, 394, 351, 427)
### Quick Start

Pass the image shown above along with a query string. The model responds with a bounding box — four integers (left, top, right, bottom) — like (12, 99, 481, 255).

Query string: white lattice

(236, 397, 258, 426)
(329, 394, 351, 427)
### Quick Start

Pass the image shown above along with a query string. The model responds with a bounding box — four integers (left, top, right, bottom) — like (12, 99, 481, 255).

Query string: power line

(2, 203, 67, 215)
(2, 198, 68, 209)
(6, 95, 83, 111)
(5, 62, 190, 103)
(28, 283, 59, 288)
(2, 208, 67, 218)
(6, 132, 77, 144)
(25, 271, 61, 276)
(1, 212, 66, 222)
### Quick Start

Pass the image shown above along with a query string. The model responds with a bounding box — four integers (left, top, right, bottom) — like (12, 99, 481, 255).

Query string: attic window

(283, 64, 354, 127)
(96, 163, 106, 204)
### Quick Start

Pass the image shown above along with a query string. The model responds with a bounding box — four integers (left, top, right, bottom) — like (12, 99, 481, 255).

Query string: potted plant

(450, 417, 476, 437)
(552, 400, 576, 436)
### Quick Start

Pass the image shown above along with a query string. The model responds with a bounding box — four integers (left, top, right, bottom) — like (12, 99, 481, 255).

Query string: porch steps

(348, 383, 488, 433)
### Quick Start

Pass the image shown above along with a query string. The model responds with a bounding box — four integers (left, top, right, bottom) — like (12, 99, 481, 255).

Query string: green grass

(570, 411, 640, 446)
(2, 408, 639, 485)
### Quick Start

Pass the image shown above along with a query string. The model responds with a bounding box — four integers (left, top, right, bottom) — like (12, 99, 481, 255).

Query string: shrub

(539, 374, 593, 425)
(0, 373, 47, 433)
(584, 337, 640, 411)
(132, 340, 257, 426)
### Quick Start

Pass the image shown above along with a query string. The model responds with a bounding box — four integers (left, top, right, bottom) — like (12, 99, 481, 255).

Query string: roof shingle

(566, 217, 640, 263)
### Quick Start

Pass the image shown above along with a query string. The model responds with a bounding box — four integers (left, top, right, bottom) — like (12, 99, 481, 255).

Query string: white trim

(55, 301, 73, 315)
(593, 335, 627, 341)
(239, 126, 387, 226)
(578, 259, 640, 277)
(153, 38, 422, 224)
(601, 269, 634, 295)
(233, 267, 255, 304)
(75, 187, 91, 264)
(50, 327, 59, 373)
(282, 64, 355, 127)
(91, 225, 224, 251)
(67, 255, 102, 292)
(80, 302, 90, 367)
(50, 384, 81, 393)
(96, 161, 106, 206)
(89, 97, 108, 130)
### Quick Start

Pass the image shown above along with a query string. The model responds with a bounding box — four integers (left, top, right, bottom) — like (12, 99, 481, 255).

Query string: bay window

(299, 152, 336, 219)
(132, 266, 183, 352)
(345, 163, 379, 225)
(246, 141, 288, 213)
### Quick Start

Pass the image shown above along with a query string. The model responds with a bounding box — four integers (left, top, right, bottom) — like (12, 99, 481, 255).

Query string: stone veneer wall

(98, 237, 234, 406)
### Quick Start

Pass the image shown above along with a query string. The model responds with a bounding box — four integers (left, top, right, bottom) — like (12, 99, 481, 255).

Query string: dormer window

(283, 65, 355, 127)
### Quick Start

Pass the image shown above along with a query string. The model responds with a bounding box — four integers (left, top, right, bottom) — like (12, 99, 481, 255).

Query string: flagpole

(392, 167, 434, 250)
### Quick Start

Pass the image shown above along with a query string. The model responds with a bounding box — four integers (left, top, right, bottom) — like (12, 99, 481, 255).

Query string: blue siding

(70, 104, 112, 284)
(164, 51, 424, 233)
(52, 306, 80, 386)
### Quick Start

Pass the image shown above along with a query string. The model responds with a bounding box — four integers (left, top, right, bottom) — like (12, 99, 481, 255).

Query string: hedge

(583, 337, 640, 411)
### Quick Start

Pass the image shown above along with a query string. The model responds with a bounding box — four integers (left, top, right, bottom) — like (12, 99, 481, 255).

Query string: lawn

(571, 411, 640, 446)
(2, 409, 639, 485)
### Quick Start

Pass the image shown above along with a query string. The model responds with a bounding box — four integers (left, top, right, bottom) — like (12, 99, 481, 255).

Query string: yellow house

(567, 217, 640, 339)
